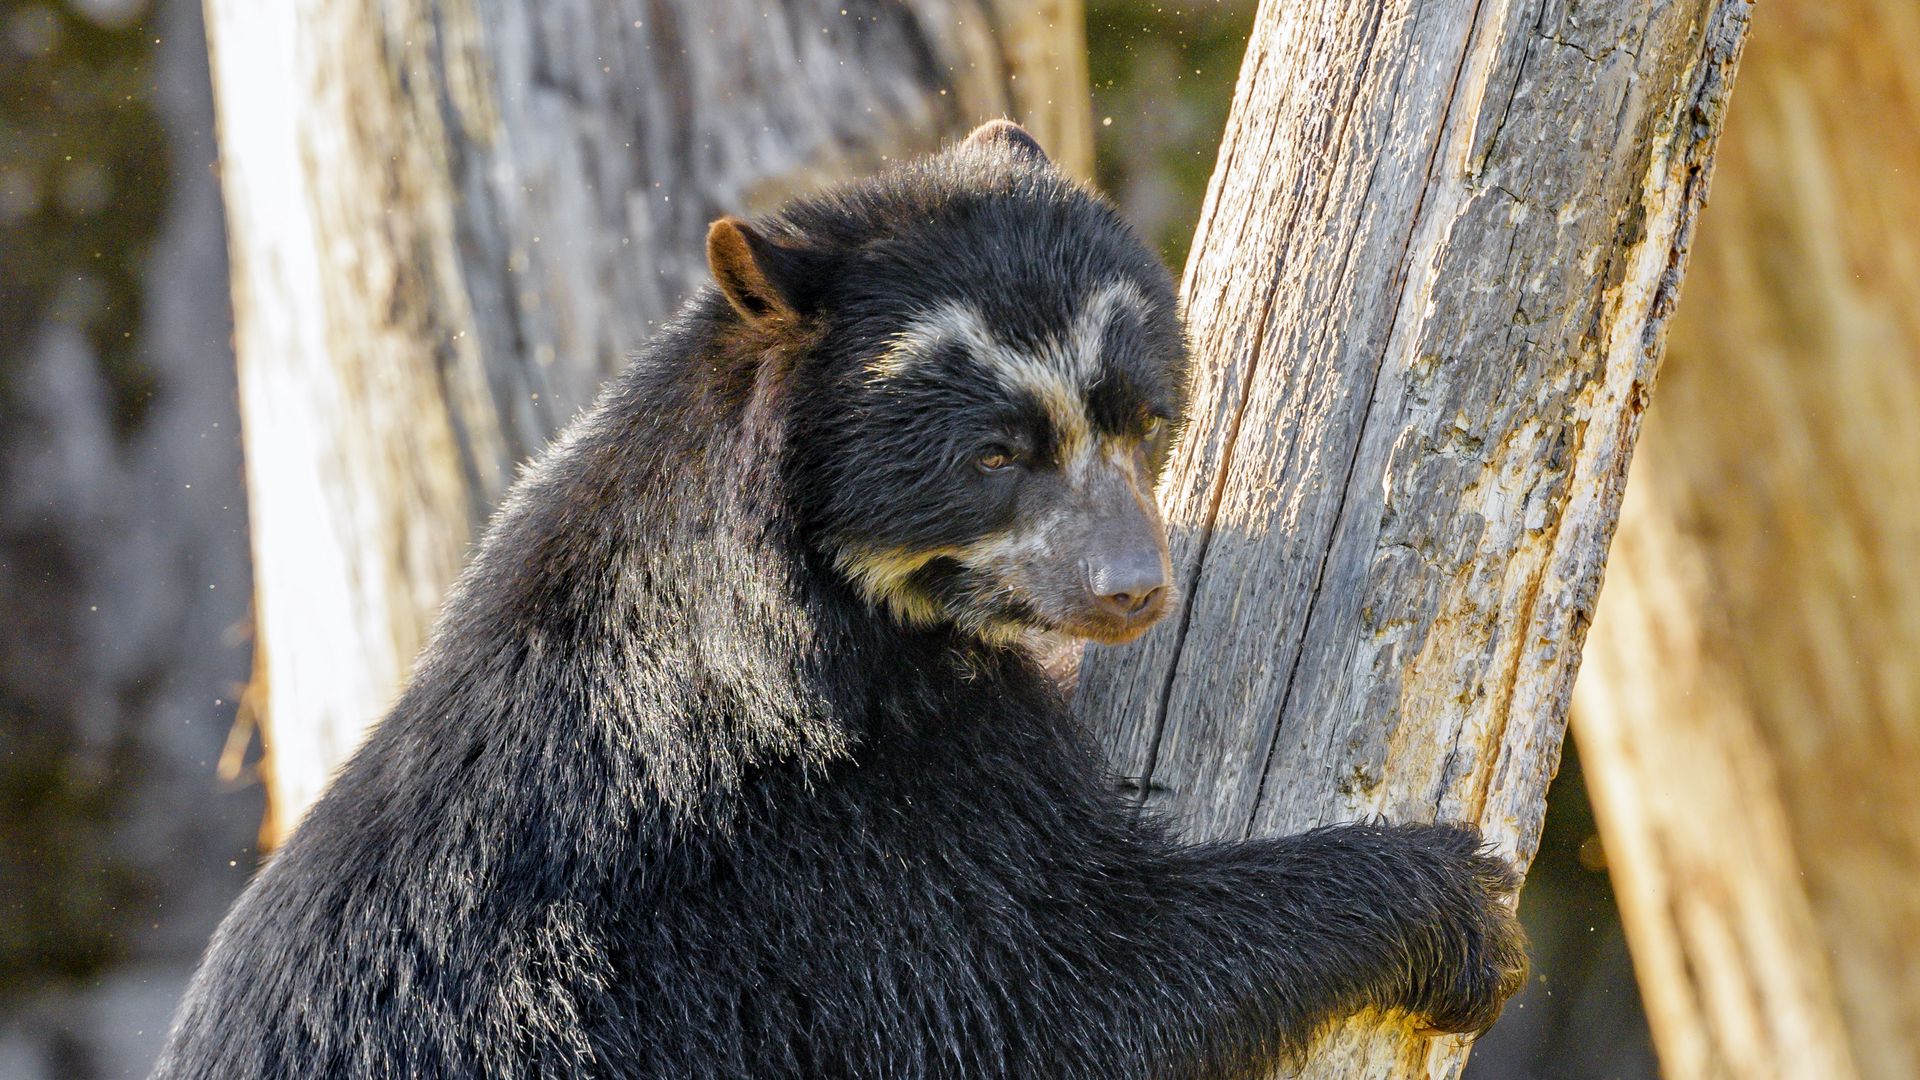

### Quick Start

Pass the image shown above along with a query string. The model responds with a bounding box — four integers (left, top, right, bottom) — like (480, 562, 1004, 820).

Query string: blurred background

(1, 0, 1914, 1077)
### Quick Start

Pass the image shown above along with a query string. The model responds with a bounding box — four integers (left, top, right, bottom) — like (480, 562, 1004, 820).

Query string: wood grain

(1071, 1, 1754, 1075)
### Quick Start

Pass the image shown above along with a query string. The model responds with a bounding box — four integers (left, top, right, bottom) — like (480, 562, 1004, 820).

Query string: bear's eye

(976, 446, 1018, 474)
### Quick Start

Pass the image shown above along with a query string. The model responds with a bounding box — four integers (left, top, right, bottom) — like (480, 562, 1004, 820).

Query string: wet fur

(154, 128, 1524, 1079)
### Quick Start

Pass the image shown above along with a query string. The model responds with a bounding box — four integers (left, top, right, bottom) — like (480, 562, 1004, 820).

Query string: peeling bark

(1072, 1, 1753, 1075)
(203, 0, 1090, 837)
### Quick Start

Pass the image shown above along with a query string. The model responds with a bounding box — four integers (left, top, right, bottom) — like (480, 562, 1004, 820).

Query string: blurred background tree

(0, 0, 256, 1073)
(1574, 0, 1920, 1076)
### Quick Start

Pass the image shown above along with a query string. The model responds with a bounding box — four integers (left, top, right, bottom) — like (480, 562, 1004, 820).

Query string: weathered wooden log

(203, 0, 1090, 836)
(1072, 1, 1753, 1075)
(1575, 0, 1920, 1075)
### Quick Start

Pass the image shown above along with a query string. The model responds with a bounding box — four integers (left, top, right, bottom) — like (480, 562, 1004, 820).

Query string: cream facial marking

(869, 281, 1151, 469)
(958, 503, 1070, 567)
(835, 504, 1069, 631)
(843, 281, 1164, 636)
(832, 544, 954, 627)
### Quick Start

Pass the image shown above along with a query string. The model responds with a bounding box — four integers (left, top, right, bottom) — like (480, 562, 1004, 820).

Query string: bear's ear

(706, 217, 821, 324)
(962, 119, 1049, 165)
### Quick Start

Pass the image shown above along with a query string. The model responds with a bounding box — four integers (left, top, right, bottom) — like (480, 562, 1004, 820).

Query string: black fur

(155, 126, 1525, 1080)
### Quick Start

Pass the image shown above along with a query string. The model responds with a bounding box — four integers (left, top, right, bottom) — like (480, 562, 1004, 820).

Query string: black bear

(155, 121, 1526, 1079)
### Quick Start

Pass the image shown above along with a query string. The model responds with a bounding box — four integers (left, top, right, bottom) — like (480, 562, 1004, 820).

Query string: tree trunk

(1072, 0, 1752, 1076)
(1573, 0, 1920, 1075)
(203, 0, 1090, 839)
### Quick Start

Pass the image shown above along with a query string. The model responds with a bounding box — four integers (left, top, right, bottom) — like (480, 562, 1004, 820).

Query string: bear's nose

(1086, 553, 1167, 619)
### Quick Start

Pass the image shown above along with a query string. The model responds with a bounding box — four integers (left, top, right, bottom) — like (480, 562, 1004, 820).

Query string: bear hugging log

(160, 121, 1533, 1078)
(187, 0, 1758, 1068)
(1074, 1, 1753, 1077)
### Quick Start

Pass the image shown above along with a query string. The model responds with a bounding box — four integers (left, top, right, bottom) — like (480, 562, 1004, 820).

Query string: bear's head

(705, 121, 1189, 647)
